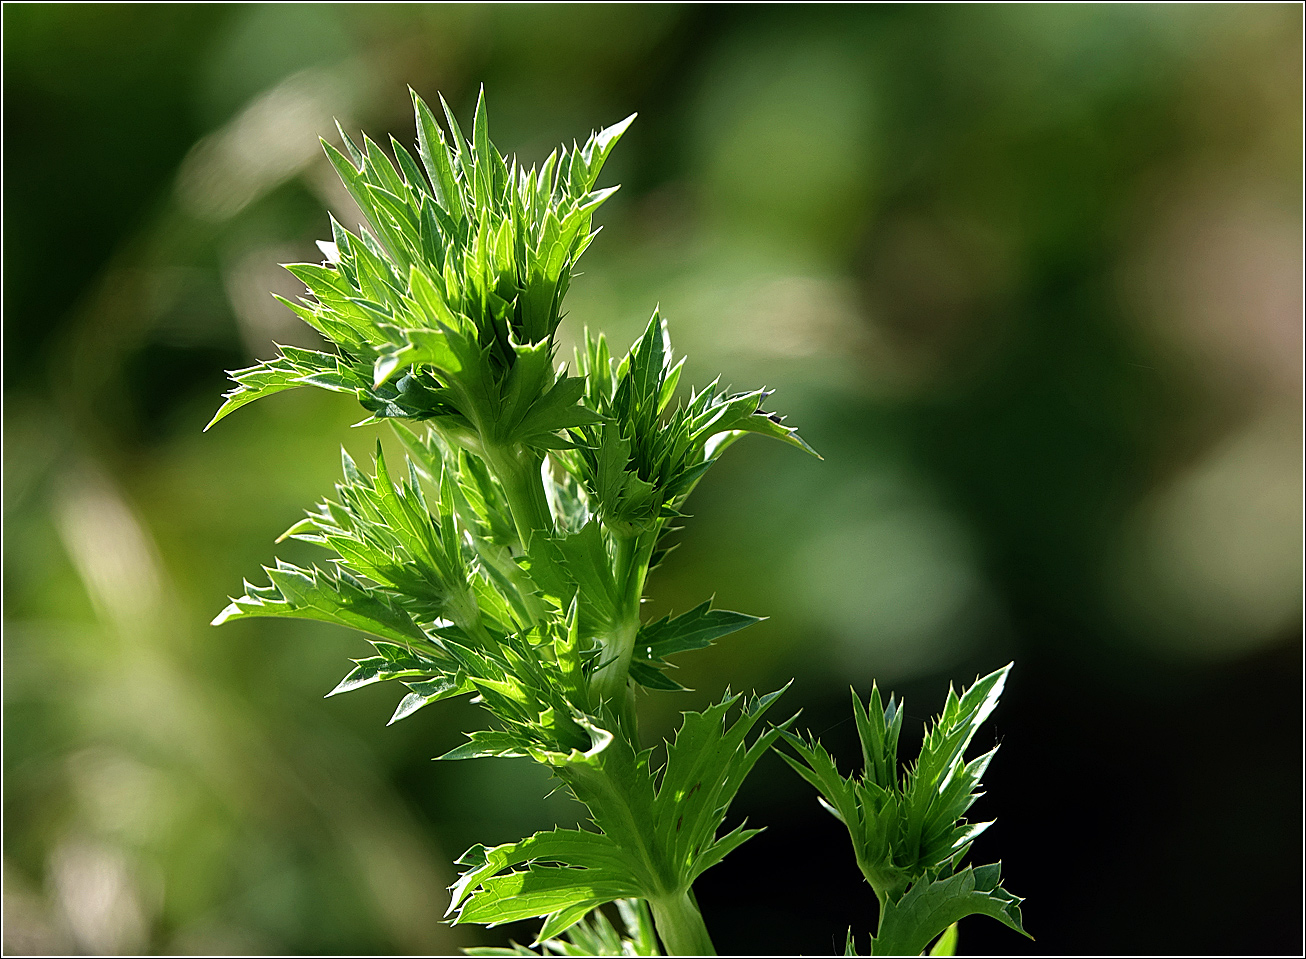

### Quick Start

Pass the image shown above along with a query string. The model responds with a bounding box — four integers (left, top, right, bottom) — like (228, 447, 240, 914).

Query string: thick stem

(589, 530, 653, 709)
(858, 856, 905, 933)
(650, 888, 716, 956)
(590, 615, 640, 708)
(482, 444, 552, 549)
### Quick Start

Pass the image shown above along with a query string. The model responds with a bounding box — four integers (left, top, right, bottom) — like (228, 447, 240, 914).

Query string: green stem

(650, 888, 716, 956)
(482, 444, 552, 549)
(872, 884, 889, 939)
(590, 529, 655, 709)
(591, 615, 640, 709)
(613, 531, 640, 598)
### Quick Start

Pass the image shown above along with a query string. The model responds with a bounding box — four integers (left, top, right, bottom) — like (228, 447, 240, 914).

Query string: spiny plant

(779, 666, 1030, 956)
(208, 86, 1026, 956)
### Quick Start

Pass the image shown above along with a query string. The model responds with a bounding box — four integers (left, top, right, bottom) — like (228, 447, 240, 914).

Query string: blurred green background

(3, 4, 1300, 955)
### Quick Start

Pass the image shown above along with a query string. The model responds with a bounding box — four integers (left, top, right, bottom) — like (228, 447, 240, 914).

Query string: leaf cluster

(211, 426, 784, 758)
(212, 412, 802, 944)
(445, 687, 791, 941)
(207, 87, 627, 459)
(779, 665, 1029, 954)
(561, 312, 816, 538)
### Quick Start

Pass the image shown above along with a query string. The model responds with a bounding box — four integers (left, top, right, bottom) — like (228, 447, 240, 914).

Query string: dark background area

(4, 5, 1301, 955)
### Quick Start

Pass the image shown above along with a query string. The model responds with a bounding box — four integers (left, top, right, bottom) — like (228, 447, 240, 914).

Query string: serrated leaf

(205, 348, 352, 430)
(449, 828, 642, 929)
(387, 673, 474, 724)
(638, 601, 763, 661)
(455, 867, 639, 928)
(412, 88, 464, 219)
(212, 561, 428, 646)
(576, 113, 636, 192)
(548, 522, 621, 633)
(869, 865, 1029, 956)
(627, 659, 687, 692)
(327, 654, 435, 698)
(437, 729, 529, 761)
(655, 685, 791, 879)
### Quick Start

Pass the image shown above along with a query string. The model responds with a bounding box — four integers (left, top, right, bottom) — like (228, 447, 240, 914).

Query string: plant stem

(590, 529, 654, 710)
(591, 615, 640, 709)
(483, 444, 552, 548)
(650, 888, 716, 956)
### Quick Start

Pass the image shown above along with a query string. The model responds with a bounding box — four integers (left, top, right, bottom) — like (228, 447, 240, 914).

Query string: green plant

(779, 666, 1030, 955)
(209, 87, 1025, 956)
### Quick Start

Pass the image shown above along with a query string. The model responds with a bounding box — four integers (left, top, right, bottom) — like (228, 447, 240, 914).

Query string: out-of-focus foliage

(3, 4, 1299, 955)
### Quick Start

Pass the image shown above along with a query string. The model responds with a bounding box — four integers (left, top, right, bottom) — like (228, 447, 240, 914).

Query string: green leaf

(412, 88, 464, 219)
(627, 659, 687, 692)
(516, 376, 604, 442)
(638, 601, 763, 661)
(205, 360, 303, 430)
(439, 92, 474, 196)
(548, 522, 621, 633)
(576, 114, 636, 192)
(390, 134, 431, 197)
(869, 865, 1029, 956)
(535, 900, 605, 944)
(689, 387, 820, 460)
(614, 898, 660, 956)
(437, 729, 528, 761)
(212, 561, 429, 647)
(454, 867, 640, 928)
(387, 673, 474, 725)
(326, 640, 451, 697)
(775, 732, 861, 835)
(206, 347, 360, 430)
(448, 829, 642, 928)
(471, 86, 494, 210)
(627, 600, 763, 693)
(655, 685, 792, 880)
